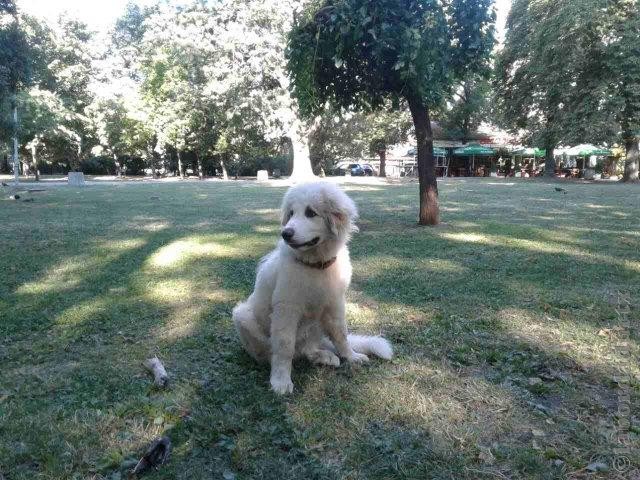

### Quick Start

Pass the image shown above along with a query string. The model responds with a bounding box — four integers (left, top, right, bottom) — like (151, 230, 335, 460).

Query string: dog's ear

(323, 190, 359, 237)
(281, 206, 292, 226)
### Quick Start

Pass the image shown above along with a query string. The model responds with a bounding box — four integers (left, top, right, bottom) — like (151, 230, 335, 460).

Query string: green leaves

(286, 0, 495, 115)
(494, 0, 638, 150)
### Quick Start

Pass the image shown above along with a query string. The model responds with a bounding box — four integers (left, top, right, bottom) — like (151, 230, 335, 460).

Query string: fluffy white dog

(233, 181, 393, 394)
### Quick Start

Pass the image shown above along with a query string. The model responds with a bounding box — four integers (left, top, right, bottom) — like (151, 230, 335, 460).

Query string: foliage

(287, 0, 495, 116)
(441, 74, 491, 144)
(78, 154, 117, 175)
(0, 2, 30, 99)
(494, 0, 625, 175)
(495, 0, 640, 179)
(603, 0, 640, 180)
(309, 108, 412, 172)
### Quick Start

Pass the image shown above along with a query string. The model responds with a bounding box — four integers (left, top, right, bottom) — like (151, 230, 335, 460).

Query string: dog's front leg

(269, 304, 301, 394)
(323, 301, 369, 364)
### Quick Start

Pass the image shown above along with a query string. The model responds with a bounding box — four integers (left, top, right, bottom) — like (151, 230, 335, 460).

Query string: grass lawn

(1, 178, 639, 479)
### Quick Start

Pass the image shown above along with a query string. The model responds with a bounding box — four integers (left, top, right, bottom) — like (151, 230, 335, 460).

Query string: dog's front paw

(270, 375, 294, 395)
(347, 352, 369, 364)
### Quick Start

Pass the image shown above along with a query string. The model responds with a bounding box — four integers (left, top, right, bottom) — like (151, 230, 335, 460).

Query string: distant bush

(121, 156, 146, 176)
(79, 156, 116, 175)
(234, 155, 290, 176)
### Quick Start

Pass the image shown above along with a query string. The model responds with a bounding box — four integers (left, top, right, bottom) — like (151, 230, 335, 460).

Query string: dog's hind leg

(233, 301, 270, 363)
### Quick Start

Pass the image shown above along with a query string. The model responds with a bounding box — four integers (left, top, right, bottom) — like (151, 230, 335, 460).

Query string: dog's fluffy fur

(233, 181, 393, 394)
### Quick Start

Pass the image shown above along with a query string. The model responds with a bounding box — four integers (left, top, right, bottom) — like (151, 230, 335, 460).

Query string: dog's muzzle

(284, 236, 320, 249)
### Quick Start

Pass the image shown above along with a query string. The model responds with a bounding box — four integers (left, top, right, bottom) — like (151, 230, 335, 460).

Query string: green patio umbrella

(566, 144, 612, 156)
(565, 144, 612, 173)
(511, 147, 546, 157)
(407, 147, 447, 156)
(453, 143, 496, 173)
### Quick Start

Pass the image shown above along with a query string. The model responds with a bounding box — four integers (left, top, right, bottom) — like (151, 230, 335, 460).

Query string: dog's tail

(348, 334, 393, 360)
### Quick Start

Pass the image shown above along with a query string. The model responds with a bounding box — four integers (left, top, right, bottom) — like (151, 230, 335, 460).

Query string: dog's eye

(289, 210, 294, 217)
(305, 207, 317, 218)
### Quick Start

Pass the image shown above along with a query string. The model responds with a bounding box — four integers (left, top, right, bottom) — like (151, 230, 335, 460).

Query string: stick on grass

(143, 356, 168, 387)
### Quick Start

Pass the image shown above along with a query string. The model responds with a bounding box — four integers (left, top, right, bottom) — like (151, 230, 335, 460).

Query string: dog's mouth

(286, 237, 320, 249)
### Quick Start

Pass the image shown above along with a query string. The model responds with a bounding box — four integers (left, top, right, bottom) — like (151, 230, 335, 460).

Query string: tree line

(1, 0, 638, 225)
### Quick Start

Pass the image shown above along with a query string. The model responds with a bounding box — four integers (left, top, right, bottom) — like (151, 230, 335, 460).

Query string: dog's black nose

(281, 228, 294, 241)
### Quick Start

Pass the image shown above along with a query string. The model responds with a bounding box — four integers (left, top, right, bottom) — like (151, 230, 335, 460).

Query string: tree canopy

(287, 0, 495, 224)
(494, 0, 640, 180)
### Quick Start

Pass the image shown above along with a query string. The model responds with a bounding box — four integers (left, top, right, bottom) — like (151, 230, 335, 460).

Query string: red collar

(296, 256, 337, 270)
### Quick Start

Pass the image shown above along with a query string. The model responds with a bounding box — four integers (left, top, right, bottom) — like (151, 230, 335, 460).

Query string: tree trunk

(177, 150, 184, 178)
(113, 153, 122, 177)
(622, 137, 639, 182)
(288, 125, 315, 182)
(196, 153, 204, 180)
(378, 149, 386, 177)
(12, 100, 19, 184)
(544, 141, 556, 178)
(147, 148, 156, 178)
(149, 137, 158, 178)
(220, 155, 229, 181)
(30, 142, 39, 181)
(407, 95, 439, 226)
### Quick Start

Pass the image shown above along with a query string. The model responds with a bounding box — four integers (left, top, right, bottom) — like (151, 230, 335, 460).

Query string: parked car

(361, 163, 377, 176)
(333, 162, 375, 176)
(333, 162, 365, 176)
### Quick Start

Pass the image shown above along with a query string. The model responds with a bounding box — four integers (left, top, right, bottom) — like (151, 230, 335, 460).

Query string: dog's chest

(300, 266, 349, 309)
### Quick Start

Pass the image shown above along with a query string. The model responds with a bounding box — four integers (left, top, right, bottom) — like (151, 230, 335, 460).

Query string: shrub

(79, 156, 116, 175)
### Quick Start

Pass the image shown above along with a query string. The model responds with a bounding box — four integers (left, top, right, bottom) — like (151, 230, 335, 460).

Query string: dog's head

(280, 182, 358, 252)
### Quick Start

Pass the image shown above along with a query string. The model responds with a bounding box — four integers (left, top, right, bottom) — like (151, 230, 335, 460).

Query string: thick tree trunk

(196, 153, 204, 180)
(177, 150, 184, 178)
(378, 149, 386, 177)
(30, 143, 39, 181)
(149, 137, 158, 178)
(12, 101, 19, 184)
(622, 137, 639, 182)
(544, 141, 556, 178)
(407, 95, 439, 225)
(113, 153, 122, 177)
(288, 125, 315, 182)
(147, 149, 156, 178)
(220, 155, 229, 181)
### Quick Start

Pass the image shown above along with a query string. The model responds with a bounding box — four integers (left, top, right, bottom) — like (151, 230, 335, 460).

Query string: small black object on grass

(132, 436, 171, 476)
(554, 187, 567, 194)
(9, 194, 20, 200)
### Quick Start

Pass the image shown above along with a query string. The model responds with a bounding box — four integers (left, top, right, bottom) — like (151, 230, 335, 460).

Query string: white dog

(233, 181, 393, 394)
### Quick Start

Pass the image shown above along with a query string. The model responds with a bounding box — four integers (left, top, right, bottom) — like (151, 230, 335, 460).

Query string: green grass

(1, 178, 639, 479)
